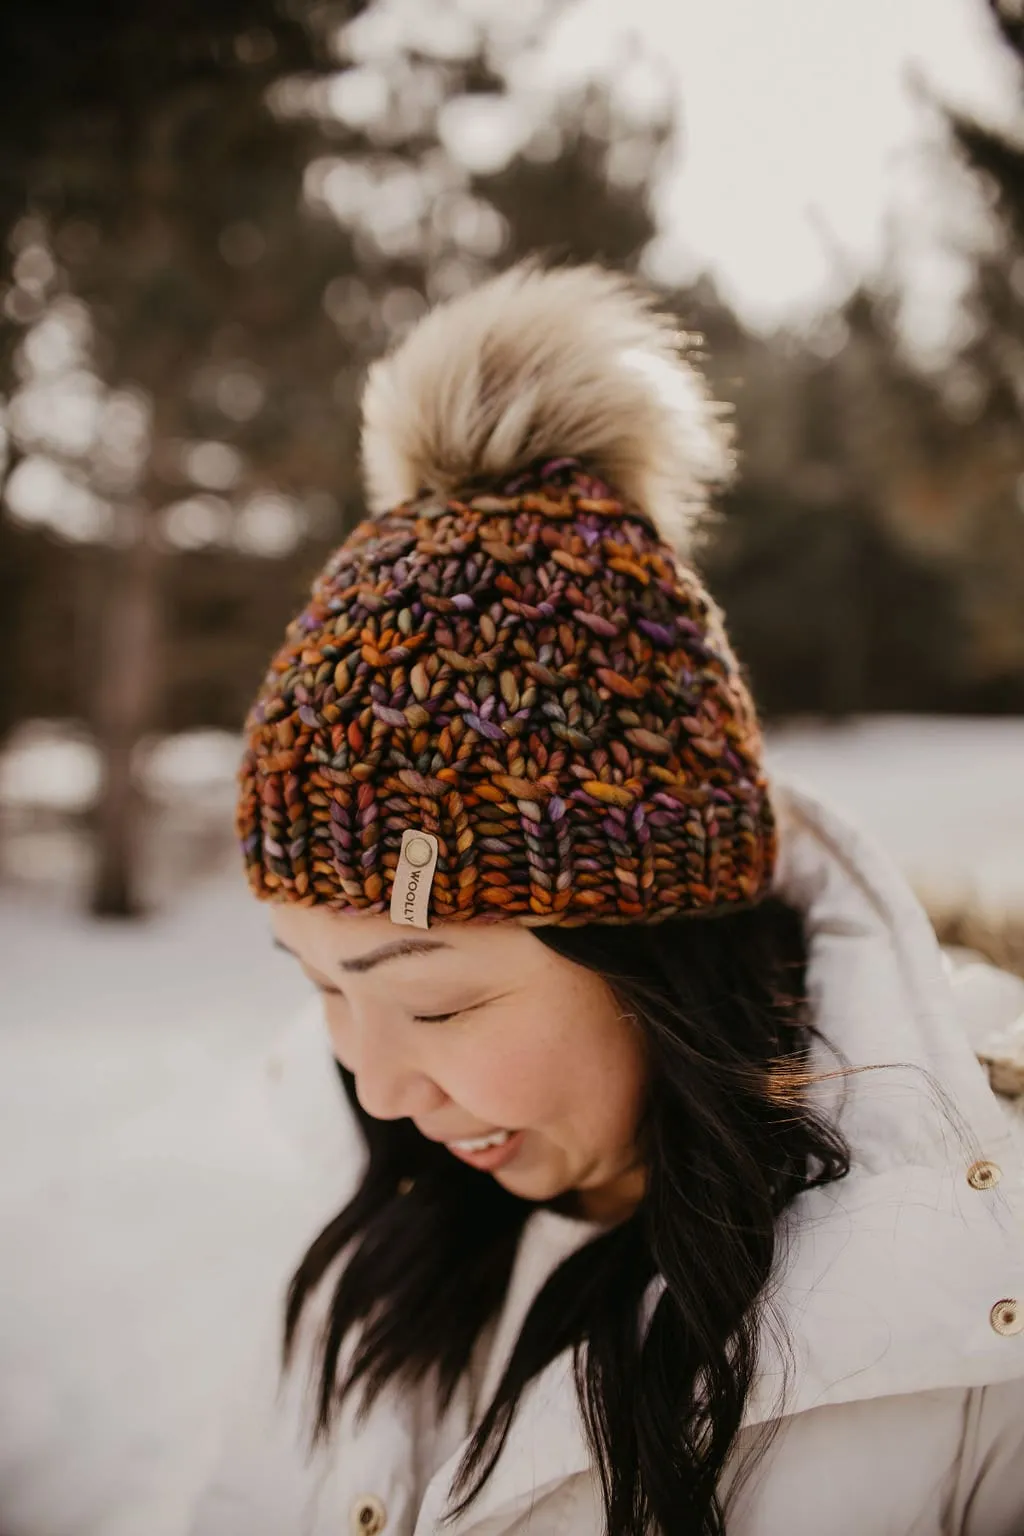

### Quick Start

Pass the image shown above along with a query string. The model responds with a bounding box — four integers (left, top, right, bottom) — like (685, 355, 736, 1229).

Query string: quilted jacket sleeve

(719, 1383, 1024, 1536)
(951, 1377, 1024, 1535)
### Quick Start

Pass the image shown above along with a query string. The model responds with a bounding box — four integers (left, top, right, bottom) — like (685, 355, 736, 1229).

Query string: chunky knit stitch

(237, 445, 775, 928)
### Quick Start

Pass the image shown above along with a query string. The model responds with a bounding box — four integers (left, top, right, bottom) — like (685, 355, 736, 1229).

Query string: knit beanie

(236, 261, 776, 930)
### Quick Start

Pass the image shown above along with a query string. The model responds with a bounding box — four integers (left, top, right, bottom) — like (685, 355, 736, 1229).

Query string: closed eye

(312, 983, 464, 1024)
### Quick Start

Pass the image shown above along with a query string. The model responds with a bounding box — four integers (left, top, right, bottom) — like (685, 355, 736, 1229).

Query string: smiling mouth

(446, 1128, 513, 1153)
(441, 1127, 526, 1172)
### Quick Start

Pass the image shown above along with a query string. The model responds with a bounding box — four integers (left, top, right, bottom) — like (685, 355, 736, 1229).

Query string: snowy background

(0, 716, 1022, 1536)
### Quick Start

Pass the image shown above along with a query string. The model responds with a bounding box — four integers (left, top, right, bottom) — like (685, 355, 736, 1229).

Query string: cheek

(524, 994, 647, 1156)
(441, 1003, 645, 1150)
(440, 1029, 570, 1127)
(560, 1027, 646, 1149)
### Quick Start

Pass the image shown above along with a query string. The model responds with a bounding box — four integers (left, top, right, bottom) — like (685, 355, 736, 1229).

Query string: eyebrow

(273, 935, 454, 974)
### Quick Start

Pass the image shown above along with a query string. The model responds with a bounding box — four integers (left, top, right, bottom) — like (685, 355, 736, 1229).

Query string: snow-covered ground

(0, 876, 332, 1536)
(766, 716, 1024, 919)
(0, 715, 1022, 1536)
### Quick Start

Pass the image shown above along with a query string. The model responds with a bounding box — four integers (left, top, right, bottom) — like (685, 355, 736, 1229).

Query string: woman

(190, 262, 1024, 1535)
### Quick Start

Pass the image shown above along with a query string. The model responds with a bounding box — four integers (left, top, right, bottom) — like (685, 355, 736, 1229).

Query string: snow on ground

(0, 875, 348, 1536)
(0, 715, 1022, 1536)
(765, 716, 1024, 918)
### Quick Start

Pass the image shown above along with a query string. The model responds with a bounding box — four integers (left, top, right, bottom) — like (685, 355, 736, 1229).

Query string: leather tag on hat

(390, 829, 439, 929)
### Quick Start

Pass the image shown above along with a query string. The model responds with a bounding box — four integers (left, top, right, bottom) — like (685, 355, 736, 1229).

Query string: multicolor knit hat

(236, 261, 776, 929)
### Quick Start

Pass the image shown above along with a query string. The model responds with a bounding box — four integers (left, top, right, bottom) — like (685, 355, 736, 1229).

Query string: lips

(442, 1128, 526, 1173)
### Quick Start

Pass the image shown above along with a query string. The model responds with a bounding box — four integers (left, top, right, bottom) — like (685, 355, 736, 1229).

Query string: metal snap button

(990, 1299, 1023, 1337)
(351, 1494, 387, 1535)
(967, 1160, 1002, 1191)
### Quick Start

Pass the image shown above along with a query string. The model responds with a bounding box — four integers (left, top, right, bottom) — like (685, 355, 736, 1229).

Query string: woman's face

(270, 905, 647, 1222)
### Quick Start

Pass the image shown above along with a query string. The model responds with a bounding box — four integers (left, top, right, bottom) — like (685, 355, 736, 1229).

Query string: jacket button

(351, 1494, 387, 1534)
(990, 1299, 1023, 1337)
(967, 1160, 1002, 1190)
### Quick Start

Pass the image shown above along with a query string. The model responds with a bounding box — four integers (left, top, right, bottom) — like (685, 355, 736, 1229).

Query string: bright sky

(548, 0, 1020, 341)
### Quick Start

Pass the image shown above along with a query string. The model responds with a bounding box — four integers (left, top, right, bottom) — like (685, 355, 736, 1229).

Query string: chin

(494, 1164, 567, 1203)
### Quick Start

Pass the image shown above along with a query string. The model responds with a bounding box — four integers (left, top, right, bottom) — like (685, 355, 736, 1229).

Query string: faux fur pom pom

(359, 259, 735, 554)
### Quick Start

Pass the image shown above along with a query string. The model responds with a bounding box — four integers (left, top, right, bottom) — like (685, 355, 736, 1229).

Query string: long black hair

(284, 895, 853, 1534)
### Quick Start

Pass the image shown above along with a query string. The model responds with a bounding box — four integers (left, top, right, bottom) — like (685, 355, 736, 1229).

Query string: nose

(344, 1017, 447, 1123)
(355, 1060, 447, 1122)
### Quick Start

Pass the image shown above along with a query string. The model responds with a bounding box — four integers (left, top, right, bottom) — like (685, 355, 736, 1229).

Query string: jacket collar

(418, 775, 1024, 1533)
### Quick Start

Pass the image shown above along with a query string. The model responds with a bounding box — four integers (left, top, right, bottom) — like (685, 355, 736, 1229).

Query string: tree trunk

(89, 511, 163, 918)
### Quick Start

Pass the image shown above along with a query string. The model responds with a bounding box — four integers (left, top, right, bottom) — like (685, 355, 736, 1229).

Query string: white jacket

(189, 780, 1024, 1536)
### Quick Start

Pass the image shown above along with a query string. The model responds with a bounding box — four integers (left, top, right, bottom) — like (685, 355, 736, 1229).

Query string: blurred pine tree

(936, 0, 1024, 700)
(0, 0, 365, 914)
